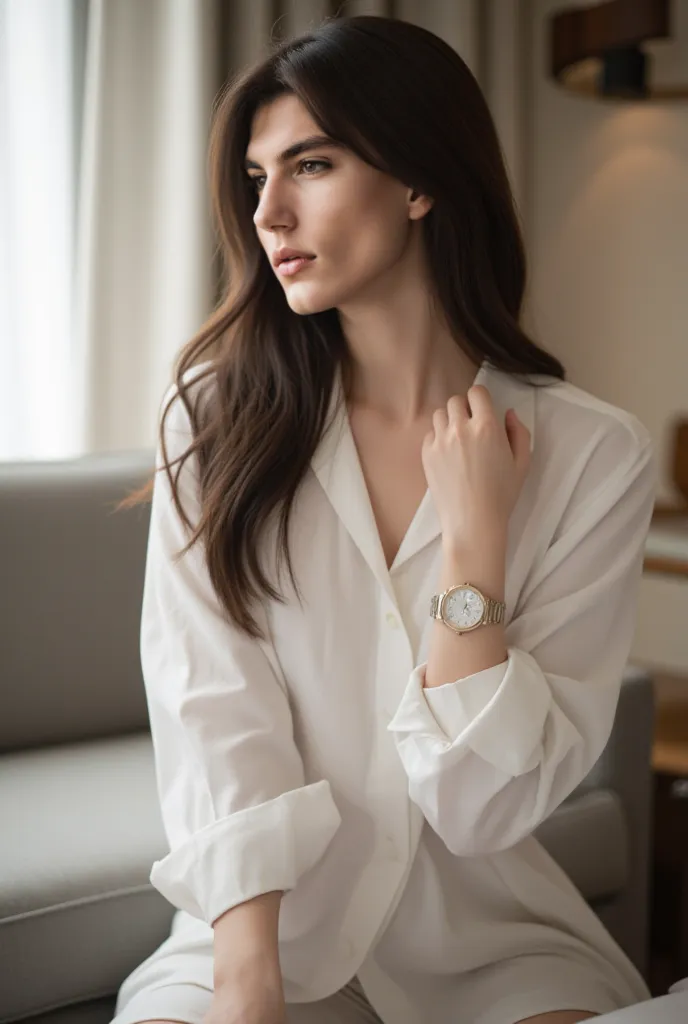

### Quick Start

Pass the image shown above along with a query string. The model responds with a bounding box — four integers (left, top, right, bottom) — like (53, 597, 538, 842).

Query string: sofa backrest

(0, 450, 155, 752)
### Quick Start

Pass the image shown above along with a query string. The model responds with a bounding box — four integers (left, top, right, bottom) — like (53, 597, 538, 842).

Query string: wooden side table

(643, 506, 688, 992)
(649, 675, 688, 994)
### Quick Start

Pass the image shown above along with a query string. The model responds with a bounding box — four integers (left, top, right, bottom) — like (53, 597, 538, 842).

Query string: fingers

(443, 385, 490, 429)
(464, 384, 493, 419)
(431, 405, 449, 435)
(433, 385, 526, 438)
(446, 393, 470, 429)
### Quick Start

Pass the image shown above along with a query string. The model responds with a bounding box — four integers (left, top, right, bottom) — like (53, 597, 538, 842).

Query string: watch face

(443, 587, 485, 630)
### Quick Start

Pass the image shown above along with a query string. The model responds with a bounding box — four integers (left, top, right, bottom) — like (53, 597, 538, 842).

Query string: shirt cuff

(387, 647, 552, 777)
(150, 780, 341, 925)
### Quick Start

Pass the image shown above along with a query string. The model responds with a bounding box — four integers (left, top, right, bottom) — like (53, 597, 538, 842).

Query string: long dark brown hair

(119, 14, 566, 640)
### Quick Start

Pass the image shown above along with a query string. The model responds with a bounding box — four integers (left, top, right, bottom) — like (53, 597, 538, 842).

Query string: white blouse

(143, 358, 656, 1020)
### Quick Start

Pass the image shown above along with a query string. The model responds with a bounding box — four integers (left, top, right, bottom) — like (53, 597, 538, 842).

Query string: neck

(337, 224, 480, 424)
(339, 283, 479, 426)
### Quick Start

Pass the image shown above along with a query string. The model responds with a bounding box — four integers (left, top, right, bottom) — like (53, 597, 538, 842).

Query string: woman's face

(245, 93, 428, 315)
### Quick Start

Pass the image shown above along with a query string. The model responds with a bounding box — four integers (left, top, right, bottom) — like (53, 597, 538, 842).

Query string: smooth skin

(134, 93, 603, 1024)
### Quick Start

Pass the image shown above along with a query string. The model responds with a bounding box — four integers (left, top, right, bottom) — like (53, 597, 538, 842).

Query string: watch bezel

(439, 583, 487, 635)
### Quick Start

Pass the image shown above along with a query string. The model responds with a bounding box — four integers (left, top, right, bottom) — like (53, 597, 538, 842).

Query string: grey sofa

(0, 450, 685, 1024)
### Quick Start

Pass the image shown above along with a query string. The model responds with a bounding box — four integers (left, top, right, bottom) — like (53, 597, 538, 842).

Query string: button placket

(379, 602, 413, 722)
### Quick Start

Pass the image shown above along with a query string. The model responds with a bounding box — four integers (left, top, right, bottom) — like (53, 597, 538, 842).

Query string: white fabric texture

(139, 357, 656, 1022)
(112, 917, 635, 1024)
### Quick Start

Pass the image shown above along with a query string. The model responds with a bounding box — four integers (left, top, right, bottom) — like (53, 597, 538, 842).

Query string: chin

(283, 285, 338, 317)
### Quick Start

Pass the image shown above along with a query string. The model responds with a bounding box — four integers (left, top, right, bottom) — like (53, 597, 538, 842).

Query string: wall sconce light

(550, 0, 688, 100)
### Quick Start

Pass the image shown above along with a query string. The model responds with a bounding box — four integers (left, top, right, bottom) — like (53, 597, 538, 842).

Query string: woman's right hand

(202, 979, 287, 1024)
(207, 892, 287, 1022)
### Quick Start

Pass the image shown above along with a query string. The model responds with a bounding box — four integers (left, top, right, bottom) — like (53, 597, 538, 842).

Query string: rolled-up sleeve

(143, 380, 341, 924)
(387, 422, 657, 856)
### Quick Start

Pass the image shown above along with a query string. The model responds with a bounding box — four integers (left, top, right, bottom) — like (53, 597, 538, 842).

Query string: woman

(112, 15, 656, 1024)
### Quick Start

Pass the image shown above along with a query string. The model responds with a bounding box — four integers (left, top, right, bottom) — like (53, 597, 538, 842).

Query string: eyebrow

(244, 134, 343, 171)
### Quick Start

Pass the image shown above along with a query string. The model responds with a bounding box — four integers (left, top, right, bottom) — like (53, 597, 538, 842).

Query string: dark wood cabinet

(650, 770, 688, 993)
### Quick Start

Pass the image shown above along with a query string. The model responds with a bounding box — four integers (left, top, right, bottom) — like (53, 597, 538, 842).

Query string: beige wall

(522, 0, 688, 674)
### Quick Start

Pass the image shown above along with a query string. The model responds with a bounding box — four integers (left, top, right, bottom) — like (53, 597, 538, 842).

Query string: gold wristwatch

(429, 583, 505, 635)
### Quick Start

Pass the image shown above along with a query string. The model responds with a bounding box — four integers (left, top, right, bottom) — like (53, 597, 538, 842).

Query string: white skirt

(111, 909, 646, 1024)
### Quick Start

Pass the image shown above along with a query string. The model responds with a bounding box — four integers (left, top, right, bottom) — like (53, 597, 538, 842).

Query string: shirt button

(385, 611, 400, 629)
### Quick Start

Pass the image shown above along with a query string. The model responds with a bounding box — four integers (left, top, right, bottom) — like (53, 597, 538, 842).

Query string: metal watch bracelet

(429, 590, 505, 625)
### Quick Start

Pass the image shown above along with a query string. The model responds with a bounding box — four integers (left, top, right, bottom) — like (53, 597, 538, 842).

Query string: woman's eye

(249, 159, 330, 194)
(299, 159, 330, 175)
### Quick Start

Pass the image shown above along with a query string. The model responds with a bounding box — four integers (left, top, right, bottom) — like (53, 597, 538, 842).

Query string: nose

(253, 178, 295, 234)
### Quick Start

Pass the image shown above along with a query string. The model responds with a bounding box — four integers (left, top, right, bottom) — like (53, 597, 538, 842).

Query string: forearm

(424, 533, 508, 689)
(212, 890, 284, 992)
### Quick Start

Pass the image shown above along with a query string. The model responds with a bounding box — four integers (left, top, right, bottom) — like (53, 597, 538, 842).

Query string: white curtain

(0, 0, 517, 461)
(0, 0, 80, 460)
(0, 0, 220, 460)
(73, 0, 219, 455)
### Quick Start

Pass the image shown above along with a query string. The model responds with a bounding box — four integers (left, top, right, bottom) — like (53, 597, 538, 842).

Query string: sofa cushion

(0, 733, 174, 1023)
(534, 789, 629, 901)
(0, 728, 632, 1023)
(10, 996, 118, 1024)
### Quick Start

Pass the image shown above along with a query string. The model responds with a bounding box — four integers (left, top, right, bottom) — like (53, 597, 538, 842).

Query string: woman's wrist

(441, 520, 507, 560)
(214, 946, 283, 988)
(440, 529, 507, 598)
(212, 891, 284, 993)
(210, 965, 286, 1024)
(425, 534, 508, 689)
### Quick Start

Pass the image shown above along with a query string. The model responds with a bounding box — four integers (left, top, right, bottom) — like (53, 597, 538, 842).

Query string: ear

(407, 187, 434, 220)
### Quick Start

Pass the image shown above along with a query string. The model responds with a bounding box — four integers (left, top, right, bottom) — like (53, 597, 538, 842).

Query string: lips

(272, 247, 316, 267)
(276, 255, 316, 277)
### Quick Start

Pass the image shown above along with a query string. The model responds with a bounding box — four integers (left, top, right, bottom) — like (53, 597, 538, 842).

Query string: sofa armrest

(574, 663, 656, 973)
(579, 664, 655, 799)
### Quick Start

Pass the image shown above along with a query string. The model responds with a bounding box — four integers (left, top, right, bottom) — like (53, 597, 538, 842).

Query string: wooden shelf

(652, 673, 688, 776)
(654, 741, 688, 776)
(644, 505, 688, 578)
